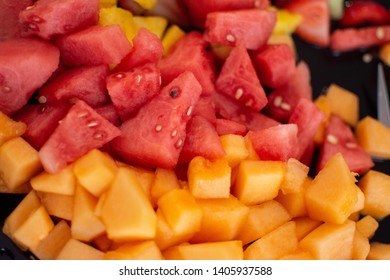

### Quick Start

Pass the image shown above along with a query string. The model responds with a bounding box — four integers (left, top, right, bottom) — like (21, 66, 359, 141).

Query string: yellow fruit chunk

(32, 220, 72, 260)
(0, 137, 42, 190)
(219, 134, 249, 167)
(187, 156, 231, 199)
(0, 111, 26, 146)
(105, 240, 163, 260)
(325, 83, 359, 126)
(272, 8, 302, 35)
(355, 116, 390, 159)
(12, 206, 54, 252)
(313, 95, 331, 144)
(71, 185, 106, 242)
(244, 221, 298, 260)
(352, 230, 370, 260)
(163, 240, 243, 260)
(293, 217, 323, 241)
(151, 168, 180, 207)
(134, 0, 157, 10)
(280, 158, 309, 194)
(73, 149, 118, 197)
(162, 24, 185, 56)
(210, 43, 233, 62)
(123, 164, 155, 205)
(233, 160, 286, 205)
(190, 195, 249, 243)
(236, 200, 291, 245)
(56, 238, 104, 260)
(133, 16, 168, 39)
(305, 153, 357, 224)
(157, 189, 202, 236)
(356, 215, 379, 239)
(367, 242, 390, 260)
(359, 170, 390, 220)
(351, 186, 365, 214)
(31, 165, 76, 195)
(299, 219, 356, 260)
(279, 249, 314, 260)
(101, 168, 157, 241)
(38, 192, 74, 221)
(99, 6, 137, 42)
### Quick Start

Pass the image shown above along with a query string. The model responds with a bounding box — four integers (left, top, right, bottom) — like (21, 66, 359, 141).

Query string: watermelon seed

(175, 139, 184, 148)
(171, 130, 178, 137)
(280, 102, 291, 111)
(25, 5, 34, 10)
(326, 134, 338, 145)
(28, 23, 38, 31)
(376, 27, 385, 40)
(115, 73, 125, 79)
(346, 142, 358, 149)
(186, 106, 193, 117)
(273, 96, 282, 107)
(362, 53, 373, 63)
(93, 131, 107, 140)
(155, 124, 163, 132)
(235, 88, 244, 100)
(135, 74, 142, 84)
(77, 111, 89, 118)
(254, 0, 261, 8)
(87, 121, 99, 128)
(169, 88, 180, 98)
(226, 34, 236, 43)
(38, 96, 47, 104)
(40, 106, 47, 113)
(58, 120, 63, 125)
(245, 99, 254, 107)
(31, 16, 43, 23)
(159, 75, 162, 85)
(2, 86, 11, 93)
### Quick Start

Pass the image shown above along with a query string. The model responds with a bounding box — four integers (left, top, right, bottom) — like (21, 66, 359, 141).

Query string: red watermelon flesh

(19, 0, 99, 40)
(39, 100, 122, 173)
(0, 37, 59, 115)
(37, 64, 110, 107)
(215, 44, 267, 112)
(95, 103, 121, 127)
(55, 24, 131, 67)
(215, 118, 248, 136)
(111, 71, 202, 169)
(114, 28, 163, 72)
(0, 0, 32, 40)
(192, 95, 217, 125)
(106, 63, 161, 121)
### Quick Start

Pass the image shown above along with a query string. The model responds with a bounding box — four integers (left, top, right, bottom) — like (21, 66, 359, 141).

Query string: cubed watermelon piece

(55, 24, 131, 67)
(106, 63, 161, 121)
(0, 0, 32, 40)
(215, 118, 248, 136)
(0, 38, 59, 115)
(95, 103, 121, 127)
(251, 43, 296, 89)
(204, 9, 276, 50)
(114, 28, 164, 72)
(192, 95, 217, 125)
(215, 44, 267, 112)
(37, 64, 110, 107)
(179, 115, 226, 163)
(19, 0, 99, 40)
(158, 31, 216, 95)
(39, 100, 121, 173)
(264, 61, 312, 123)
(111, 71, 202, 169)
(317, 115, 374, 175)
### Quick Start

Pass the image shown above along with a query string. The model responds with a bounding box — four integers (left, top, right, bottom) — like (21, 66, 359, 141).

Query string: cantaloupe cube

(0, 111, 26, 146)
(278, 249, 314, 260)
(219, 134, 249, 167)
(94, 192, 107, 217)
(244, 134, 260, 160)
(37, 192, 74, 221)
(356, 215, 379, 239)
(101, 168, 157, 241)
(0, 178, 30, 194)
(280, 158, 309, 194)
(56, 238, 105, 260)
(305, 153, 357, 224)
(12, 206, 54, 252)
(348, 211, 360, 221)
(162, 24, 185, 56)
(73, 149, 118, 197)
(105, 240, 163, 260)
(151, 168, 181, 207)
(367, 242, 390, 260)
(355, 116, 390, 159)
(352, 230, 370, 260)
(133, 16, 168, 39)
(163, 240, 244, 260)
(326, 83, 359, 126)
(359, 170, 390, 220)
(157, 189, 202, 236)
(99, 6, 137, 42)
(187, 156, 231, 199)
(233, 160, 286, 205)
(313, 95, 331, 144)
(351, 185, 365, 213)
(0, 137, 42, 190)
(92, 234, 113, 252)
(71, 185, 106, 242)
(236, 200, 291, 245)
(31, 165, 76, 195)
(299, 219, 356, 260)
(32, 220, 72, 260)
(190, 195, 249, 243)
(293, 217, 323, 240)
(244, 221, 298, 260)
(276, 177, 310, 218)
(121, 164, 155, 205)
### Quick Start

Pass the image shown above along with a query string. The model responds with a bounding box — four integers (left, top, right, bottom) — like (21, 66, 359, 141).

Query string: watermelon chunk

(158, 31, 216, 95)
(0, 38, 59, 115)
(111, 71, 202, 169)
(317, 115, 374, 175)
(95, 103, 121, 127)
(215, 44, 267, 112)
(39, 100, 121, 173)
(204, 9, 276, 50)
(106, 63, 161, 121)
(0, 0, 32, 40)
(114, 28, 164, 72)
(19, 0, 99, 40)
(215, 118, 248, 136)
(191, 95, 217, 125)
(55, 24, 131, 67)
(37, 64, 110, 107)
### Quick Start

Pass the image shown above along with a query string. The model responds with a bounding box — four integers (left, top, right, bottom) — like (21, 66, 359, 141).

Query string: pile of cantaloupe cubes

(1, 108, 390, 260)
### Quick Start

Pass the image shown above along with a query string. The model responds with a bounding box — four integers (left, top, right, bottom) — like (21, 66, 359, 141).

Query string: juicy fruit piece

(356, 215, 379, 239)
(367, 242, 390, 260)
(39, 100, 121, 174)
(0, 38, 60, 115)
(279, 158, 309, 195)
(215, 44, 267, 112)
(305, 153, 358, 224)
(150, 168, 180, 207)
(98, 6, 136, 42)
(293, 217, 322, 240)
(352, 231, 370, 260)
(100, 168, 157, 241)
(187, 156, 231, 199)
(0, 0, 33, 40)
(56, 238, 104, 260)
(111, 71, 202, 169)
(38, 192, 74, 220)
(272, 7, 302, 35)
(133, 16, 168, 39)
(339, 1, 390, 27)
(55, 24, 131, 67)
(19, 0, 99, 40)
(105, 240, 163, 260)
(161, 24, 185, 56)
(31, 165, 76, 195)
(355, 116, 390, 160)
(0, 111, 26, 145)
(133, 0, 157, 10)
(204, 9, 277, 50)
(219, 134, 249, 167)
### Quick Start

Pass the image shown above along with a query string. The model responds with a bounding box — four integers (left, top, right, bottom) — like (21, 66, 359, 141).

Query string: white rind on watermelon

(0, 37, 60, 115)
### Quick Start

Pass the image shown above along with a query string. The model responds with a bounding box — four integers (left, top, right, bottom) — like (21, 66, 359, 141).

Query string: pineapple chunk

(133, 16, 168, 39)
(134, 0, 158, 10)
(162, 24, 186, 56)
(272, 8, 302, 35)
(99, 6, 137, 42)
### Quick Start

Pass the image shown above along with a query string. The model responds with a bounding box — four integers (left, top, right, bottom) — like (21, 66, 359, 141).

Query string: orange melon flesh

(278, 249, 314, 260)
(104, 240, 163, 260)
(244, 134, 260, 160)
(56, 238, 105, 260)
(37, 191, 74, 221)
(293, 217, 323, 241)
(352, 230, 370, 260)
(92, 233, 113, 252)
(313, 95, 331, 145)
(0, 111, 26, 146)
(150, 168, 180, 207)
(30, 165, 76, 195)
(280, 158, 309, 194)
(356, 215, 379, 239)
(219, 134, 249, 167)
(162, 24, 186, 56)
(367, 242, 390, 260)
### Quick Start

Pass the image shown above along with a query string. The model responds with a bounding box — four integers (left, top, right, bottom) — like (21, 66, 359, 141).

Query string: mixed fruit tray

(0, 0, 390, 260)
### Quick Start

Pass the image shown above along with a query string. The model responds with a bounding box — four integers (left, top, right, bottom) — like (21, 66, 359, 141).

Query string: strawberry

(286, 0, 330, 47)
